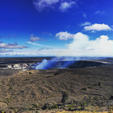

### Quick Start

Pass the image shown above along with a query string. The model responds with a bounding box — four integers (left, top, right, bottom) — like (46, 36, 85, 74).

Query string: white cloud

(0, 42, 27, 49)
(33, 0, 76, 11)
(1, 32, 113, 57)
(95, 10, 105, 15)
(33, 0, 59, 10)
(56, 32, 73, 40)
(81, 22, 91, 26)
(30, 35, 40, 42)
(56, 32, 113, 57)
(59, 1, 75, 11)
(27, 41, 54, 48)
(84, 23, 112, 31)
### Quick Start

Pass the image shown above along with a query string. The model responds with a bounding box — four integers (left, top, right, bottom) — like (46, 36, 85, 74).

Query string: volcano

(34, 57, 108, 70)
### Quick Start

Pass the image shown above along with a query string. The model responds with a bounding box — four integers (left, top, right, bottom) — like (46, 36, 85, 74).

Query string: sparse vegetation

(0, 58, 112, 112)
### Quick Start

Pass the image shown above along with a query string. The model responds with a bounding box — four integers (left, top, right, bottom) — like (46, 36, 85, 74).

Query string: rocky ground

(0, 59, 113, 113)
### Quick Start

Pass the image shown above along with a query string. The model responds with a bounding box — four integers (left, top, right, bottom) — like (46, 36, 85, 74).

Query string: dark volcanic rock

(69, 60, 106, 68)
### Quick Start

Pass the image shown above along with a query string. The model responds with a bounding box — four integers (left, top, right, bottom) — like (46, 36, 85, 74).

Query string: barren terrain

(0, 57, 113, 113)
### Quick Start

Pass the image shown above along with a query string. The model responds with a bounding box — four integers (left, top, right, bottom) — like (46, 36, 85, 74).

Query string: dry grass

(37, 110, 112, 113)
(56, 111, 109, 113)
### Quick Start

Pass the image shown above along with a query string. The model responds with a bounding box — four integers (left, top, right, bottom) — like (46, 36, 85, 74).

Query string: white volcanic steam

(35, 57, 78, 69)
(35, 57, 104, 70)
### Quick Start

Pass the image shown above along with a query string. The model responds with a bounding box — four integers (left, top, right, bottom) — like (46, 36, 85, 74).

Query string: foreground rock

(0, 65, 113, 112)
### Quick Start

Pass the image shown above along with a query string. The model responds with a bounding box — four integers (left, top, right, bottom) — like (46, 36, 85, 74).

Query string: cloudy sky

(0, 0, 113, 57)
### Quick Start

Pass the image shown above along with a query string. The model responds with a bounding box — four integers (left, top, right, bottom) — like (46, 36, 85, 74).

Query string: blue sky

(0, 0, 113, 57)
